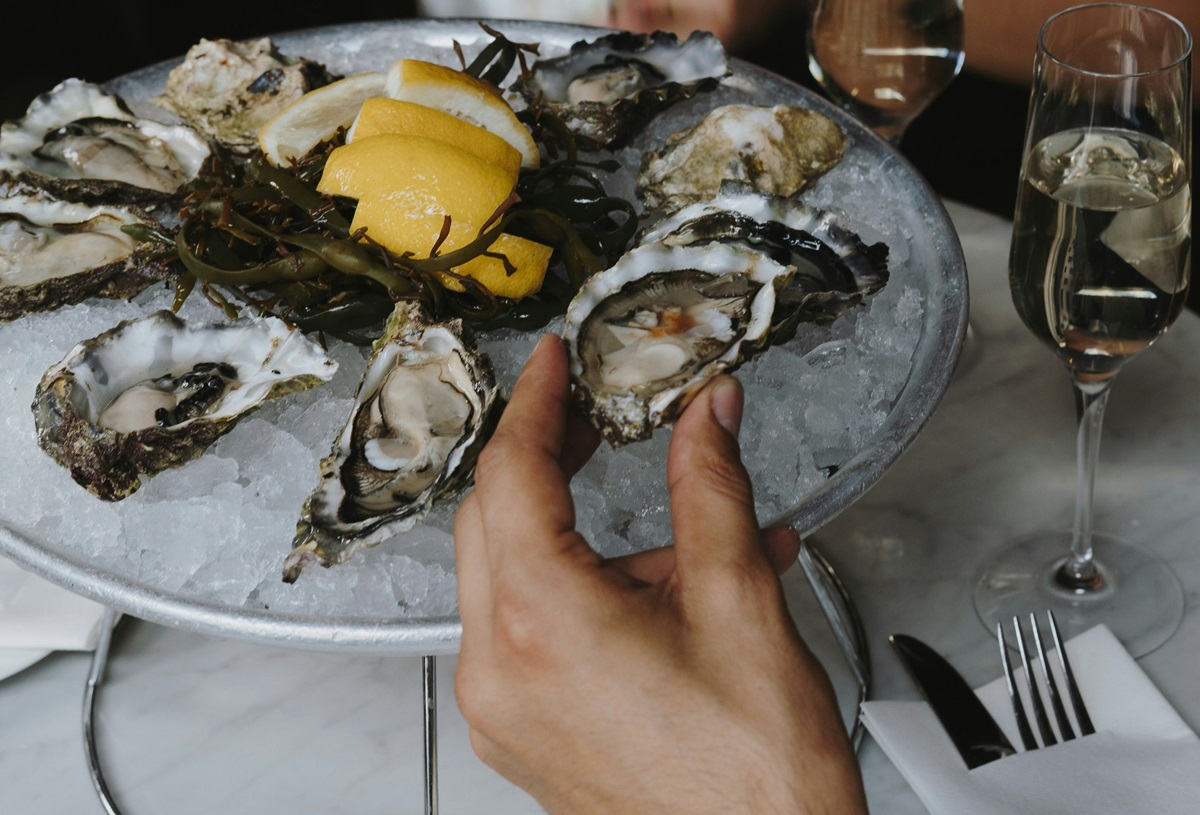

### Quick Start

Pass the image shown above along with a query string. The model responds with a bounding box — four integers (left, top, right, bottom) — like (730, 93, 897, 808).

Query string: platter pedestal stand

(81, 609, 443, 815)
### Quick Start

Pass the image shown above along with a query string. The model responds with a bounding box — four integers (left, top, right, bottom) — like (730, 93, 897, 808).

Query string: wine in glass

(806, 0, 965, 143)
(974, 3, 1192, 657)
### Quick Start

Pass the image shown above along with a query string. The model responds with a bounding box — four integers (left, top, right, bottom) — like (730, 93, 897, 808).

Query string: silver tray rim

(0, 18, 967, 655)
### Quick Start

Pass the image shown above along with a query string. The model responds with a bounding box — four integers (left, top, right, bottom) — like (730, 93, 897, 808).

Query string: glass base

(973, 531, 1184, 658)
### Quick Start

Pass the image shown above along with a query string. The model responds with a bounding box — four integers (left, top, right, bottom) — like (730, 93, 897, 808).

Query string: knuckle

(669, 444, 753, 504)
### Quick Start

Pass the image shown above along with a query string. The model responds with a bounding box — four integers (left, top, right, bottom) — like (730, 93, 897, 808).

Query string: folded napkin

(861, 625, 1200, 815)
(0, 554, 106, 652)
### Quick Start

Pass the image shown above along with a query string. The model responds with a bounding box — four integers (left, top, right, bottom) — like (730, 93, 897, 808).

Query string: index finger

(472, 335, 601, 578)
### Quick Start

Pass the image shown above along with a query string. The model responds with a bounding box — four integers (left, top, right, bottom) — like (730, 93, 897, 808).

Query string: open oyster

(158, 38, 338, 156)
(32, 311, 338, 501)
(0, 184, 174, 321)
(0, 79, 212, 203)
(514, 30, 729, 148)
(638, 186, 890, 339)
(283, 303, 501, 582)
(563, 241, 794, 446)
(637, 104, 846, 213)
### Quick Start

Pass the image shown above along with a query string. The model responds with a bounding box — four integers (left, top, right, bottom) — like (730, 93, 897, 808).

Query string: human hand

(454, 334, 867, 815)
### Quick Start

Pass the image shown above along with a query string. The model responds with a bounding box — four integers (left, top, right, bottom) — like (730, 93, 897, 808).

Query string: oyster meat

(637, 104, 846, 213)
(0, 183, 174, 320)
(563, 241, 794, 446)
(32, 311, 338, 501)
(284, 303, 501, 582)
(0, 79, 212, 202)
(158, 38, 338, 156)
(638, 186, 890, 339)
(515, 30, 729, 148)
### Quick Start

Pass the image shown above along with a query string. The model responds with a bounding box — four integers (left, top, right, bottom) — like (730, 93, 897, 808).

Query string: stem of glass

(1058, 379, 1113, 592)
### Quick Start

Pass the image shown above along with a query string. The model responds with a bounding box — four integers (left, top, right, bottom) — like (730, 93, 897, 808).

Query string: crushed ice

(0, 30, 933, 627)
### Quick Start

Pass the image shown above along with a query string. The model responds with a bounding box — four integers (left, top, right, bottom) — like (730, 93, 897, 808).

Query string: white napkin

(861, 625, 1200, 815)
(0, 555, 106, 652)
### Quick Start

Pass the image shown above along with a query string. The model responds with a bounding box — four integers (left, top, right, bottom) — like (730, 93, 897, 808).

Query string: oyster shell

(158, 38, 338, 156)
(514, 30, 729, 148)
(637, 104, 846, 213)
(563, 241, 794, 446)
(0, 79, 212, 202)
(0, 184, 175, 321)
(32, 311, 338, 501)
(283, 303, 501, 582)
(638, 186, 890, 339)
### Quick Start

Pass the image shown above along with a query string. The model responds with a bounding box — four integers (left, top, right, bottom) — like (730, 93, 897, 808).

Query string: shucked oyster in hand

(284, 303, 501, 583)
(638, 186, 890, 339)
(32, 311, 338, 501)
(563, 241, 794, 446)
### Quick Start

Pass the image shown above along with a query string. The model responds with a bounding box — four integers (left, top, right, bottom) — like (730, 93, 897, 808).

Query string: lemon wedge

(317, 133, 551, 298)
(385, 59, 539, 169)
(318, 133, 515, 208)
(257, 72, 386, 166)
(349, 97, 522, 180)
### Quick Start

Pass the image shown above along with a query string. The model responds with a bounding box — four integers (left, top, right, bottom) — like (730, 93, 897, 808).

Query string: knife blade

(889, 634, 1016, 769)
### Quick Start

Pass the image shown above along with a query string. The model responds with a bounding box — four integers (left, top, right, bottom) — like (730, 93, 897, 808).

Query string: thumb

(666, 376, 768, 582)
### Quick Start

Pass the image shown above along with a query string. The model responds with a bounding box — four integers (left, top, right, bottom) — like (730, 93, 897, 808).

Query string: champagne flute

(806, 0, 964, 143)
(974, 3, 1192, 657)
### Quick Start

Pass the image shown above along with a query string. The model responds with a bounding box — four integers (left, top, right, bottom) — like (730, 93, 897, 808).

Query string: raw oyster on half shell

(0, 183, 175, 321)
(514, 30, 729, 148)
(638, 186, 890, 339)
(563, 241, 794, 446)
(283, 303, 501, 582)
(637, 104, 846, 213)
(158, 38, 338, 156)
(32, 311, 338, 501)
(0, 79, 212, 203)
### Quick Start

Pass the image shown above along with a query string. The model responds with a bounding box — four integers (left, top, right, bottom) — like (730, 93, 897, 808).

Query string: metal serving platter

(0, 19, 966, 654)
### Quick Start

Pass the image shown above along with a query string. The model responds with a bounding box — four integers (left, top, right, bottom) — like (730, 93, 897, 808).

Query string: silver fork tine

(1029, 612, 1075, 741)
(997, 621, 1037, 750)
(1013, 616, 1057, 747)
(1047, 610, 1096, 736)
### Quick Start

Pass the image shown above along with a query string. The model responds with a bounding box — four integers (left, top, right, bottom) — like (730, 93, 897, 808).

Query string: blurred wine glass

(807, 0, 964, 143)
(974, 4, 1192, 657)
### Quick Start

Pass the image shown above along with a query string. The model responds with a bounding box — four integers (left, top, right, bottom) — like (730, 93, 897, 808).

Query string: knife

(889, 634, 1016, 769)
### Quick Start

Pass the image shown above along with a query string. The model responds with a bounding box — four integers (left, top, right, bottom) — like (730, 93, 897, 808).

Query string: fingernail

(709, 377, 743, 440)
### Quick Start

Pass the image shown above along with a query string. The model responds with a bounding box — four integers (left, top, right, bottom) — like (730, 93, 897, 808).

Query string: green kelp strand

(121, 222, 175, 247)
(172, 273, 196, 312)
(274, 233, 418, 297)
(466, 24, 538, 85)
(200, 283, 240, 320)
(284, 293, 396, 334)
(247, 156, 351, 235)
(175, 224, 329, 286)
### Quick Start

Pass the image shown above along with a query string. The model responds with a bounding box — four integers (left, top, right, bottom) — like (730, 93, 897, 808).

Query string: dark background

(1, 4, 1192, 312)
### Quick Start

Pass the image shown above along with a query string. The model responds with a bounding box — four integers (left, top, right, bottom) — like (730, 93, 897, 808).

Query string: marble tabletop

(1, 199, 1197, 815)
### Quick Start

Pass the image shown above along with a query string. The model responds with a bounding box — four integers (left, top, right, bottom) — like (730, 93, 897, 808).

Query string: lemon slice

(385, 59, 539, 169)
(258, 72, 386, 166)
(319, 134, 515, 250)
(318, 133, 513, 205)
(350, 97, 522, 180)
(317, 133, 551, 298)
(438, 233, 553, 299)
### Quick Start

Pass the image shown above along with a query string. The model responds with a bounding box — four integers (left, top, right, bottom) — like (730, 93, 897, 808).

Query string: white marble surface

(1, 200, 1198, 814)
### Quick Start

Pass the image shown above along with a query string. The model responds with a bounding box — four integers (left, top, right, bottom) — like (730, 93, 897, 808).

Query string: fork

(997, 611, 1096, 750)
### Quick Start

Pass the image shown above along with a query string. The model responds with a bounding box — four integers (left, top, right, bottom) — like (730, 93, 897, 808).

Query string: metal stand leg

(82, 607, 125, 815)
(81, 614, 442, 815)
(423, 655, 439, 815)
